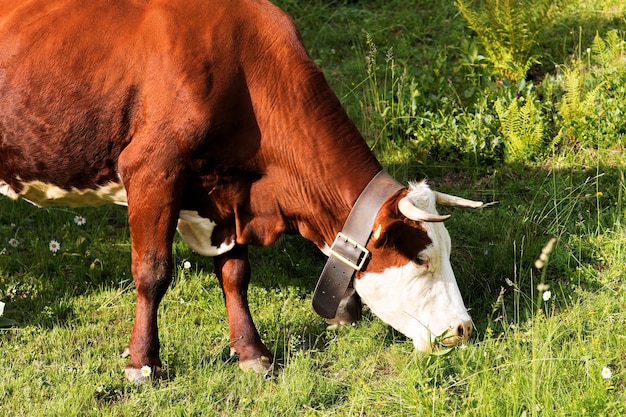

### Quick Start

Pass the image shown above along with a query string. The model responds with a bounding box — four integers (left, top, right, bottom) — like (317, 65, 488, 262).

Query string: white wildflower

(49, 239, 61, 253)
(141, 365, 152, 378)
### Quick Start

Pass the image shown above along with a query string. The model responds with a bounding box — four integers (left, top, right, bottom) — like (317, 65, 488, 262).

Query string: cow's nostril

(455, 321, 472, 340)
(440, 321, 473, 347)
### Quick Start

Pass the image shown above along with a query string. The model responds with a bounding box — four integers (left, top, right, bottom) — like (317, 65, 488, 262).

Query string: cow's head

(354, 181, 481, 351)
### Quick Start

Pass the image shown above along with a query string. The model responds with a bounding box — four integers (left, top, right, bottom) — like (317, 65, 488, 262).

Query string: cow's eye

(415, 255, 428, 266)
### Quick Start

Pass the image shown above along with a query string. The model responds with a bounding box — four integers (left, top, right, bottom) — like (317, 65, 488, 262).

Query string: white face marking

(355, 255, 470, 350)
(354, 181, 471, 350)
(177, 210, 235, 257)
(0, 179, 128, 207)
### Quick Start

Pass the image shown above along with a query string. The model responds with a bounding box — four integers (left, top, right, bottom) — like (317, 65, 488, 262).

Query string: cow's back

(0, 0, 273, 206)
(1, 1, 153, 198)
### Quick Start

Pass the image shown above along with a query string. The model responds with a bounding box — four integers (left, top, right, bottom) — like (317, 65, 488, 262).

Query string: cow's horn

(398, 196, 450, 222)
(434, 191, 486, 208)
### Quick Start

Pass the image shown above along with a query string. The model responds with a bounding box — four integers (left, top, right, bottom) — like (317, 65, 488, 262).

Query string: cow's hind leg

(214, 245, 274, 375)
(118, 146, 184, 383)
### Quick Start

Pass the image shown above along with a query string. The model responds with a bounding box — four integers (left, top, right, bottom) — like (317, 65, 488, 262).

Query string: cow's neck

(231, 14, 383, 250)
(248, 66, 382, 250)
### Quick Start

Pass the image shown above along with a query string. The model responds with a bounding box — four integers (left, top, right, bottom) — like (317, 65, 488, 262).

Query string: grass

(2, 0, 626, 415)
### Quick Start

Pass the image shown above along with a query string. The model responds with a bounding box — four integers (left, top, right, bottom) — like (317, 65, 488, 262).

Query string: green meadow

(1, 0, 625, 415)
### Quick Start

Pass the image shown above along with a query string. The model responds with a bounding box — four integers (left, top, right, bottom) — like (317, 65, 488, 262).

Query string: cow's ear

(371, 217, 420, 248)
(370, 216, 432, 264)
(371, 191, 412, 248)
(370, 189, 430, 250)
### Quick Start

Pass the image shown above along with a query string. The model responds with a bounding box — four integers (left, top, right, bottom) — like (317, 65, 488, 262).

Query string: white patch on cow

(0, 181, 17, 199)
(177, 210, 235, 257)
(354, 181, 471, 351)
(0, 179, 128, 207)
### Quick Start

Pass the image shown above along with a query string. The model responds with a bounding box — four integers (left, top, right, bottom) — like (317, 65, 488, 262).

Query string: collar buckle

(330, 232, 370, 271)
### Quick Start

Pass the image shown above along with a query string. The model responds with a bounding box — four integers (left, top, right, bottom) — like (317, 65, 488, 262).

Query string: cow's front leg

(118, 150, 183, 383)
(214, 245, 273, 374)
(123, 204, 179, 382)
(123, 236, 174, 383)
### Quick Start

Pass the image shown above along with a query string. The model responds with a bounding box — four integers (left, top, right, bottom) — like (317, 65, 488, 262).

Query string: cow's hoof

(239, 356, 274, 377)
(124, 366, 163, 384)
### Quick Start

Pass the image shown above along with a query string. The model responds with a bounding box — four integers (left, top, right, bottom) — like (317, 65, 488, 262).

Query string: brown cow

(0, 0, 487, 382)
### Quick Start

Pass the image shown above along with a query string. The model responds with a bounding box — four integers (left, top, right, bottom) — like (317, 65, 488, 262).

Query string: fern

(496, 95, 544, 162)
(559, 68, 584, 123)
(591, 30, 625, 67)
(592, 33, 611, 67)
(558, 31, 623, 132)
(558, 69, 601, 124)
(456, 0, 555, 81)
(555, 30, 626, 147)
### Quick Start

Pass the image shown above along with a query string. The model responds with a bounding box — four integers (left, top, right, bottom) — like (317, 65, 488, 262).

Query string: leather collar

(312, 171, 404, 319)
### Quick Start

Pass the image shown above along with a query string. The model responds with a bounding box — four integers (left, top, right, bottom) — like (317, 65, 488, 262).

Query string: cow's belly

(0, 179, 128, 207)
(0, 181, 234, 257)
(177, 210, 236, 257)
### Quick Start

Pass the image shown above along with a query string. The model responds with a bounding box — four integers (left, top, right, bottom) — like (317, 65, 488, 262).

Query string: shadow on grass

(0, 201, 133, 328)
